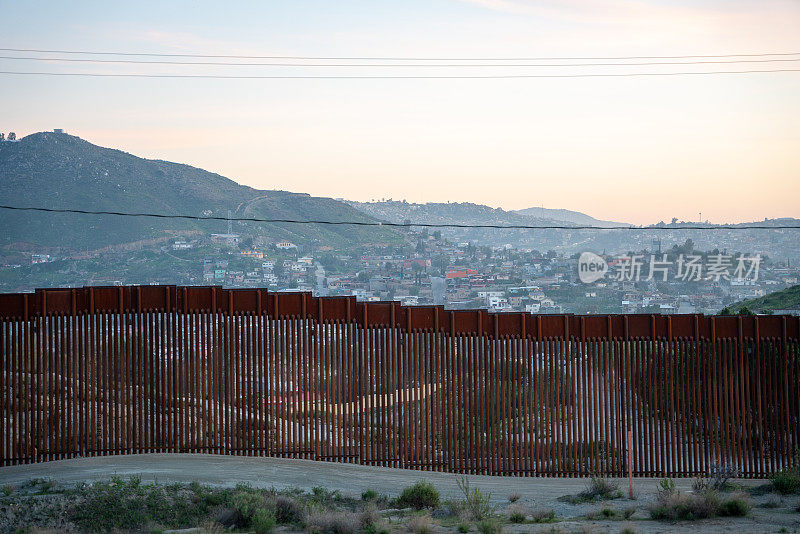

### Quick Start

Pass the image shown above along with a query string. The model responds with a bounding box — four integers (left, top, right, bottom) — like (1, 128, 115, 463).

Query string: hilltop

(514, 206, 627, 227)
(346, 199, 632, 252)
(0, 131, 399, 251)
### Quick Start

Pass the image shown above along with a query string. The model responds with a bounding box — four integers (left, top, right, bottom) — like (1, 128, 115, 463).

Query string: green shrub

(457, 522, 470, 533)
(530, 508, 555, 523)
(397, 481, 440, 510)
(362, 489, 378, 501)
(68, 479, 149, 531)
(657, 478, 676, 496)
(558, 477, 622, 504)
(476, 518, 502, 534)
(252, 508, 277, 534)
(650, 490, 720, 520)
(507, 493, 520, 503)
(771, 469, 800, 495)
(586, 507, 616, 520)
(273, 494, 304, 524)
(508, 511, 525, 523)
(312, 486, 344, 502)
(718, 496, 750, 517)
(230, 490, 268, 526)
(455, 477, 493, 520)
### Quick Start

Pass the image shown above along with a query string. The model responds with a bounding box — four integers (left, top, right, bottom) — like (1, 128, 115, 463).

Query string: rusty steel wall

(1, 285, 799, 476)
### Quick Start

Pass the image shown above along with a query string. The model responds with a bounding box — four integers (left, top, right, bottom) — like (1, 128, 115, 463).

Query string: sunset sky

(1, 0, 799, 225)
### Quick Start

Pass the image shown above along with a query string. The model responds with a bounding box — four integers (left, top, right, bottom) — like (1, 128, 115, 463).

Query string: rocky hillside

(0, 131, 399, 251)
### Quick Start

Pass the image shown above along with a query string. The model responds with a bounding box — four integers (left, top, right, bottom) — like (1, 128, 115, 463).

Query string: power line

(3, 55, 800, 67)
(1, 205, 798, 230)
(2, 69, 800, 79)
(1, 46, 799, 61)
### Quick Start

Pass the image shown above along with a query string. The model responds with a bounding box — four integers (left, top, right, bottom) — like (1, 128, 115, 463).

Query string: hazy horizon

(2, 0, 799, 225)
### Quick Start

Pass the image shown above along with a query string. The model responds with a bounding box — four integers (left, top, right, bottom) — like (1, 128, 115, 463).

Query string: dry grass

(649, 487, 751, 521)
(407, 513, 436, 534)
(304, 510, 362, 534)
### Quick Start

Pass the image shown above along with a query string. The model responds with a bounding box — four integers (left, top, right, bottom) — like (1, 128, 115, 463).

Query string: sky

(1, 0, 799, 225)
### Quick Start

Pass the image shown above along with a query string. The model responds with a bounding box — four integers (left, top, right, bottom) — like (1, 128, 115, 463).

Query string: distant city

(5, 225, 799, 315)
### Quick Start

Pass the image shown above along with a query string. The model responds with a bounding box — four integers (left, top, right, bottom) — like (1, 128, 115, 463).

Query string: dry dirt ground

(1, 454, 799, 533)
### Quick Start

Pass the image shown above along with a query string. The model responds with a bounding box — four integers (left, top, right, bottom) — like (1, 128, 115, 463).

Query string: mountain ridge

(0, 131, 400, 251)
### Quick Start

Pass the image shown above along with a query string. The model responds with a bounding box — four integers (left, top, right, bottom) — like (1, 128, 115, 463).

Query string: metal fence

(1, 285, 799, 477)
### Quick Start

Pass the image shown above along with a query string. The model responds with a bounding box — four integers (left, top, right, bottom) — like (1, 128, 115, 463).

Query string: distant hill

(0, 132, 399, 251)
(347, 200, 573, 250)
(731, 285, 800, 314)
(346, 200, 634, 252)
(514, 207, 628, 227)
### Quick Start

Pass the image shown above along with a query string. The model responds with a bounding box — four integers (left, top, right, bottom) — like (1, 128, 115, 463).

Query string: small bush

(771, 470, 800, 495)
(508, 511, 525, 523)
(650, 492, 711, 520)
(457, 522, 470, 533)
(708, 464, 738, 491)
(274, 494, 304, 524)
(312, 486, 344, 503)
(455, 477, 493, 520)
(362, 489, 379, 501)
(586, 508, 616, 520)
(530, 508, 555, 523)
(507, 493, 520, 503)
(649, 489, 732, 521)
(305, 510, 361, 534)
(476, 517, 502, 534)
(620, 524, 638, 534)
(760, 494, 781, 508)
(622, 506, 635, 519)
(407, 514, 435, 534)
(657, 478, 676, 497)
(718, 495, 750, 517)
(558, 477, 622, 504)
(230, 490, 269, 527)
(252, 508, 277, 534)
(397, 481, 440, 510)
(360, 503, 380, 530)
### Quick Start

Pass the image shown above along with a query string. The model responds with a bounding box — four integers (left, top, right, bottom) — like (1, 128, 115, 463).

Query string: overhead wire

(1, 47, 799, 61)
(2, 55, 800, 67)
(1, 205, 797, 230)
(2, 69, 799, 79)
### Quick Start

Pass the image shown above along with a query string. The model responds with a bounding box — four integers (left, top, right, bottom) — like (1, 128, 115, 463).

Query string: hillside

(0, 131, 399, 251)
(347, 200, 800, 260)
(347, 200, 571, 250)
(514, 207, 628, 227)
(731, 285, 800, 313)
(346, 200, 637, 252)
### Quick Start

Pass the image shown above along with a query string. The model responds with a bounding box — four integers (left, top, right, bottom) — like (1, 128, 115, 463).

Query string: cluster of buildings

(188, 229, 799, 315)
(6, 218, 799, 315)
